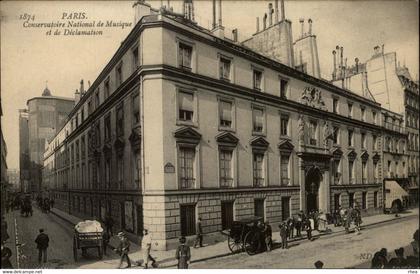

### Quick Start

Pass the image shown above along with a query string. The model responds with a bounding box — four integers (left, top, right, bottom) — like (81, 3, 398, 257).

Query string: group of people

(332, 205, 362, 234)
(371, 229, 419, 269)
(36, 196, 54, 213)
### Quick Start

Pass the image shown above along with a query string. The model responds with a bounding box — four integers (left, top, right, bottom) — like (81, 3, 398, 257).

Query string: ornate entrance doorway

(305, 167, 322, 214)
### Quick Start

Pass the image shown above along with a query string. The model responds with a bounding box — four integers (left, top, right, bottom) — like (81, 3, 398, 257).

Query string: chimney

(88, 80, 91, 89)
(299, 18, 304, 37)
(280, 0, 285, 21)
(268, 3, 273, 26)
(381, 44, 384, 54)
(133, 0, 151, 25)
(340, 46, 344, 72)
(355, 57, 359, 73)
(184, 0, 195, 21)
(232, 28, 238, 42)
(74, 89, 80, 104)
(218, 0, 222, 27)
(80, 79, 84, 95)
(308, 18, 312, 35)
(332, 50, 337, 80)
(274, 0, 279, 23)
(256, 17, 260, 32)
(263, 13, 267, 30)
(212, 0, 216, 29)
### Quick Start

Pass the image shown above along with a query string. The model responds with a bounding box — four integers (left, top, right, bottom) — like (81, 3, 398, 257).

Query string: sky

(1, 0, 419, 170)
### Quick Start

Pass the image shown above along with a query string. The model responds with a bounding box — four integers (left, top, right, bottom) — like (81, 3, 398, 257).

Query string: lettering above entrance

(174, 127, 201, 145)
(216, 132, 239, 148)
(250, 136, 269, 150)
(300, 86, 326, 110)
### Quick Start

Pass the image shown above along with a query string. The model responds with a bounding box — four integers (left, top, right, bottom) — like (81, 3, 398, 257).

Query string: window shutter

(179, 92, 194, 112)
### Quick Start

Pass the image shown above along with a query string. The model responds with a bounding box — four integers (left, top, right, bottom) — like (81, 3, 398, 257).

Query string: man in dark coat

(1, 243, 13, 269)
(388, 247, 408, 268)
(115, 232, 131, 268)
(102, 230, 110, 255)
(305, 218, 312, 240)
(194, 217, 203, 248)
(279, 222, 288, 249)
(175, 236, 191, 269)
(35, 228, 49, 264)
(371, 248, 388, 268)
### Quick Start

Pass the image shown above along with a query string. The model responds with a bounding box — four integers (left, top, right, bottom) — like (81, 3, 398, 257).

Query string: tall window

(219, 57, 231, 81)
(105, 158, 111, 189)
(81, 136, 85, 159)
(372, 111, 377, 124)
(309, 120, 317, 145)
(348, 103, 353, 118)
(95, 89, 100, 108)
(374, 162, 379, 182)
(104, 114, 111, 141)
(349, 192, 354, 208)
(88, 100, 92, 115)
(253, 70, 262, 91)
(361, 133, 366, 149)
(252, 108, 264, 133)
(280, 78, 288, 98)
(75, 140, 80, 161)
(280, 115, 289, 136)
(179, 147, 195, 189)
(132, 92, 140, 126)
(178, 92, 194, 122)
(132, 46, 139, 71)
(219, 100, 232, 128)
(333, 159, 341, 184)
(349, 159, 354, 184)
(180, 205, 196, 236)
(117, 155, 123, 189)
(348, 129, 353, 147)
(116, 104, 124, 137)
(178, 43, 192, 69)
(374, 191, 378, 208)
(361, 107, 365, 121)
(253, 152, 265, 187)
(219, 150, 233, 188)
(387, 160, 391, 176)
(104, 78, 110, 99)
(372, 135, 377, 150)
(362, 192, 367, 209)
(333, 98, 339, 114)
(280, 154, 290, 185)
(116, 63, 123, 87)
(362, 161, 367, 183)
(333, 126, 339, 144)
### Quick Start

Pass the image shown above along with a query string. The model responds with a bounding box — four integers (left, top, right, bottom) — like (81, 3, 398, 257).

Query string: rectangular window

(104, 78, 110, 99)
(361, 133, 366, 149)
(81, 109, 85, 123)
(334, 194, 341, 211)
(254, 199, 265, 219)
(372, 111, 377, 124)
(117, 155, 123, 188)
(361, 107, 365, 121)
(179, 147, 195, 189)
(81, 136, 85, 159)
(219, 57, 231, 81)
(374, 162, 379, 181)
(253, 70, 262, 91)
(374, 191, 378, 208)
(95, 89, 100, 108)
(333, 126, 339, 144)
(252, 108, 264, 133)
(132, 92, 140, 126)
(104, 114, 111, 141)
(280, 115, 289, 136)
(221, 201, 234, 230)
(180, 204, 196, 236)
(75, 140, 80, 161)
(333, 98, 339, 114)
(280, 154, 290, 185)
(116, 104, 124, 137)
(132, 46, 139, 71)
(348, 103, 353, 118)
(373, 135, 377, 150)
(219, 100, 232, 128)
(116, 63, 123, 87)
(349, 193, 354, 208)
(281, 197, 290, 221)
(348, 129, 353, 147)
(349, 160, 354, 183)
(178, 92, 194, 122)
(280, 78, 288, 98)
(309, 120, 318, 145)
(219, 149, 233, 188)
(253, 152, 265, 187)
(362, 192, 367, 209)
(333, 159, 341, 184)
(362, 161, 367, 183)
(387, 160, 391, 176)
(88, 100, 92, 115)
(105, 158, 111, 189)
(179, 43, 192, 69)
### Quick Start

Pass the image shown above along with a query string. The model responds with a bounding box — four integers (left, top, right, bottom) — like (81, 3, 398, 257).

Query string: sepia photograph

(0, 0, 419, 271)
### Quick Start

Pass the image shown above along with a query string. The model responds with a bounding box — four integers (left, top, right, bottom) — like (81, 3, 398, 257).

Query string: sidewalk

(3, 210, 19, 269)
(50, 207, 418, 269)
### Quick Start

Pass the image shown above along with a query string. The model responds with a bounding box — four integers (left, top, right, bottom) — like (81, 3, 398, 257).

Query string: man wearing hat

(314, 260, 324, 269)
(388, 247, 407, 268)
(142, 229, 157, 269)
(175, 236, 191, 269)
(115, 232, 131, 268)
(35, 228, 49, 264)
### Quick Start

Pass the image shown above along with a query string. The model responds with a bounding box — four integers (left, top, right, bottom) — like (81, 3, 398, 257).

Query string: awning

(385, 180, 409, 197)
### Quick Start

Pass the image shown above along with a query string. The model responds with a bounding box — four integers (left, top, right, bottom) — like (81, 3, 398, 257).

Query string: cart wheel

(73, 237, 78, 262)
(98, 246, 103, 260)
(243, 231, 260, 255)
(228, 236, 243, 253)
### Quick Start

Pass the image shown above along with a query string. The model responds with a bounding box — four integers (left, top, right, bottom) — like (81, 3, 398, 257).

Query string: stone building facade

(1, 100, 9, 216)
(19, 109, 30, 193)
(43, 0, 415, 250)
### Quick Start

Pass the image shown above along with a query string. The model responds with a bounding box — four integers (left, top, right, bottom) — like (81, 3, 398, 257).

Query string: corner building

(44, 1, 409, 250)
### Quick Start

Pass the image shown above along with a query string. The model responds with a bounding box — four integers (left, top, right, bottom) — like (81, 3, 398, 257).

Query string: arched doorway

(306, 167, 322, 214)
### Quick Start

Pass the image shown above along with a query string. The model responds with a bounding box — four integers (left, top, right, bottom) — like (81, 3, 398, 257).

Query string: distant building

(19, 109, 30, 193)
(7, 169, 20, 192)
(22, 86, 75, 194)
(40, 0, 419, 251)
(1, 99, 9, 216)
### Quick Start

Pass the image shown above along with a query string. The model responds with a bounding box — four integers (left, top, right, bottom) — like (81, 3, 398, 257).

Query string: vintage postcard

(0, 0, 419, 271)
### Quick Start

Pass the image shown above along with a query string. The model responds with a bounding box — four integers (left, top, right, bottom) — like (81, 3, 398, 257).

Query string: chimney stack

(340, 46, 344, 72)
(256, 17, 260, 32)
(88, 80, 91, 89)
(268, 3, 273, 26)
(263, 13, 267, 30)
(355, 57, 359, 73)
(308, 18, 312, 35)
(74, 89, 80, 104)
(184, 0, 195, 21)
(80, 79, 84, 95)
(280, 0, 285, 21)
(332, 50, 337, 80)
(218, 0, 222, 27)
(212, 0, 216, 29)
(232, 28, 238, 42)
(299, 18, 304, 37)
(274, 0, 279, 23)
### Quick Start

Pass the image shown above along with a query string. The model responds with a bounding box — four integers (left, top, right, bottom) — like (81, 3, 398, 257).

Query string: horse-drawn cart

(73, 220, 103, 261)
(223, 216, 264, 255)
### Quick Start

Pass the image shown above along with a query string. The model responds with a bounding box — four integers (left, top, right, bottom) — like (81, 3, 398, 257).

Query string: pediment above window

(361, 150, 369, 162)
(331, 147, 343, 160)
(216, 132, 239, 147)
(174, 127, 201, 145)
(372, 152, 380, 163)
(250, 136, 269, 150)
(347, 149, 357, 161)
(278, 140, 294, 154)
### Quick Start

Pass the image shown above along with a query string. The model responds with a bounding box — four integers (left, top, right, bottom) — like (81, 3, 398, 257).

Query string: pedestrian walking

(279, 222, 288, 249)
(263, 221, 272, 252)
(115, 232, 131, 268)
(1, 217, 9, 244)
(175, 236, 191, 269)
(194, 217, 203, 248)
(102, 230, 110, 255)
(295, 215, 302, 237)
(35, 228, 49, 264)
(305, 218, 312, 240)
(104, 215, 114, 236)
(142, 229, 157, 269)
(1, 243, 13, 269)
(287, 218, 295, 239)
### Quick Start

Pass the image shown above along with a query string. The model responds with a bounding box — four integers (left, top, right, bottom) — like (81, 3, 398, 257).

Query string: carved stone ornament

(323, 121, 334, 146)
(300, 87, 326, 110)
(298, 115, 306, 141)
